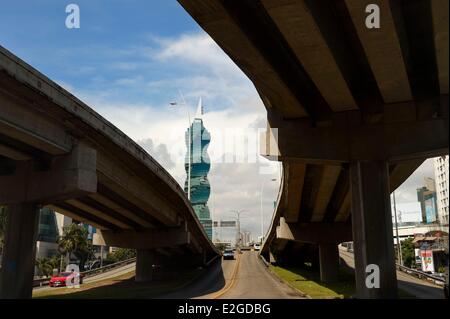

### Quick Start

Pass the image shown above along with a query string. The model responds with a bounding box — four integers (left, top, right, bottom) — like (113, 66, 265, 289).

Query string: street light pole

(392, 191, 403, 266)
(170, 91, 192, 200)
(229, 209, 248, 249)
(260, 178, 277, 243)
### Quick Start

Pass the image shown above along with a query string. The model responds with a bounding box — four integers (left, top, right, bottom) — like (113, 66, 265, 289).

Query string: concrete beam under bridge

(276, 218, 352, 244)
(0, 143, 97, 204)
(262, 99, 449, 164)
(275, 218, 351, 282)
(93, 226, 192, 250)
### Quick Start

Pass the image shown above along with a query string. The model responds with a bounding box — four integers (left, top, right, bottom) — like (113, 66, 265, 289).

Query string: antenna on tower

(195, 97, 203, 119)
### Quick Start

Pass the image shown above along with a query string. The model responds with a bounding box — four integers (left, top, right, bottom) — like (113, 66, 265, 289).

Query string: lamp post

(229, 209, 248, 250)
(260, 178, 277, 243)
(170, 91, 192, 200)
(392, 191, 403, 266)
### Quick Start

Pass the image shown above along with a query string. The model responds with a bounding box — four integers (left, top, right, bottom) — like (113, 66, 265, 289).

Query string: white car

(253, 244, 261, 251)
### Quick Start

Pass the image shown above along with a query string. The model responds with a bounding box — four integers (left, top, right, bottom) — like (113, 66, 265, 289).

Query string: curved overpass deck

(0, 45, 218, 298)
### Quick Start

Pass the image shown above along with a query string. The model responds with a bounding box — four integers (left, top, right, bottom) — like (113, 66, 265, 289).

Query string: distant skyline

(0, 1, 434, 240)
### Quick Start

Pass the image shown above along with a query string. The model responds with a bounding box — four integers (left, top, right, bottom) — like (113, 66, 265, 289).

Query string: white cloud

(153, 33, 242, 77)
(59, 32, 278, 243)
(395, 159, 434, 205)
(138, 138, 175, 170)
(56, 30, 436, 242)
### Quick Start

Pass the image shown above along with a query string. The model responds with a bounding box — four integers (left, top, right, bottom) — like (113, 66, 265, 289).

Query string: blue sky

(0, 1, 216, 107)
(0, 1, 279, 242)
(1, 1, 431, 240)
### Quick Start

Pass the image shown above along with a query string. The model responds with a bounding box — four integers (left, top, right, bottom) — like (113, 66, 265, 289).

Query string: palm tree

(58, 223, 93, 271)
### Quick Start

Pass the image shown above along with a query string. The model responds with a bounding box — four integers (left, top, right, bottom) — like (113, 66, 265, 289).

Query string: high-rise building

(185, 98, 212, 239)
(242, 231, 251, 246)
(434, 156, 449, 225)
(417, 177, 438, 224)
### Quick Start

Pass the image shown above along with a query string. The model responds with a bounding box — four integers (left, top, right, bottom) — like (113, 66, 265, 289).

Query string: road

(160, 251, 304, 299)
(339, 248, 445, 299)
(220, 251, 303, 299)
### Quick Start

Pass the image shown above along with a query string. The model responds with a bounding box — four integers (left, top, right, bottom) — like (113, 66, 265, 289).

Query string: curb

(210, 254, 241, 299)
(258, 254, 312, 299)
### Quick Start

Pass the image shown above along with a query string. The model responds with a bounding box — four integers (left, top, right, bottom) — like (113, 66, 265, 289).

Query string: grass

(270, 264, 354, 299)
(269, 263, 416, 299)
(33, 267, 203, 299)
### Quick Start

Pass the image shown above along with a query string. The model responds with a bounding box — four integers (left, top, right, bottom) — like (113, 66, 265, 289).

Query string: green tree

(35, 255, 61, 277)
(58, 223, 93, 271)
(104, 248, 136, 264)
(215, 243, 227, 252)
(401, 237, 416, 268)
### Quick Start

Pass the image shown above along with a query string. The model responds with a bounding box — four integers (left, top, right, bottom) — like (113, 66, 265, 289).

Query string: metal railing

(339, 246, 446, 286)
(81, 257, 136, 278)
(396, 264, 446, 286)
(33, 257, 136, 288)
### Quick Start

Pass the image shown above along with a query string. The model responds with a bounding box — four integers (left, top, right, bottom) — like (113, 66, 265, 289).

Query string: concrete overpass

(393, 223, 449, 240)
(179, 0, 449, 298)
(0, 46, 218, 298)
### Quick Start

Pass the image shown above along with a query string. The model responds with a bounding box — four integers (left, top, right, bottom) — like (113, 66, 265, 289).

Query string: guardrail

(396, 264, 446, 286)
(340, 246, 446, 287)
(82, 257, 136, 278)
(33, 257, 136, 288)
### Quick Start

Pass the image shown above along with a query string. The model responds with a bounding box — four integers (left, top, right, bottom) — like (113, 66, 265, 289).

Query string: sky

(0, 1, 436, 243)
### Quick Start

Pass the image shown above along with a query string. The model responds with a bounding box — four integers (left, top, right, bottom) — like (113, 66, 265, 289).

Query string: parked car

(87, 260, 101, 270)
(253, 244, 261, 251)
(223, 249, 235, 260)
(49, 271, 84, 287)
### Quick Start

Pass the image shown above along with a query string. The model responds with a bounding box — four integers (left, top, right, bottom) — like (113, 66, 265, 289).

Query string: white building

(434, 155, 449, 226)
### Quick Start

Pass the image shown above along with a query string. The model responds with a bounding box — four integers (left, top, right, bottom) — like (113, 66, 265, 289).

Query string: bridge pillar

(0, 203, 40, 299)
(350, 160, 397, 298)
(319, 243, 339, 283)
(135, 249, 155, 282)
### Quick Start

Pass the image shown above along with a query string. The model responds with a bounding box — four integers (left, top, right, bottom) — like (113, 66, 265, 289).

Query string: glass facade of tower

(37, 207, 59, 243)
(185, 117, 213, 240)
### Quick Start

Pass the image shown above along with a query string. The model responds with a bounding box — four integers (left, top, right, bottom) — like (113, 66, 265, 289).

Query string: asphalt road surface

(158, 256, 235, 299)
(339, 248, 445, 299)
(219, 251, 304, 299)
(160, 250, 303, 299)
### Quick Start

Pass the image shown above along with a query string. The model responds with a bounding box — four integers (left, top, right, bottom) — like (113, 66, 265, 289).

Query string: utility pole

(260, 178, 277, 243)
(229, 210, 248, 250)
(170, 91, 192, 200)
(100, 245, 104, 268)
(393, 191, 403, 265)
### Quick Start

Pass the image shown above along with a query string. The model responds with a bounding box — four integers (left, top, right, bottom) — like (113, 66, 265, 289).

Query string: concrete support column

(319, 243, 339, 283)
(135, 249, 154, 282)
(350, 160, 397, 298)
(0, 203, 40, 299)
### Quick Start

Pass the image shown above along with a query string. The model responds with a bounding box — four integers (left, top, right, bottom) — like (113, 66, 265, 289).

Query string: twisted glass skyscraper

(185, 99, 212, 240)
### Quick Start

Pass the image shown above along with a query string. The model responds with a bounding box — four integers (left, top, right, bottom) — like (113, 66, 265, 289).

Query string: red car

(49, 272, 84, 287)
